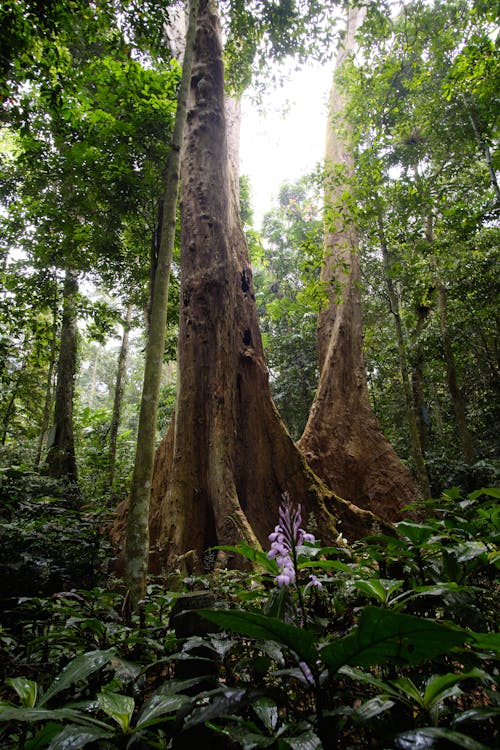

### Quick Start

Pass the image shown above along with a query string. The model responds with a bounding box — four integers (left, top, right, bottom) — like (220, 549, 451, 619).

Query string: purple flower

(267, 493, 316, 588)
(299, 661, 315, 686)
(304, 573, 323, 592)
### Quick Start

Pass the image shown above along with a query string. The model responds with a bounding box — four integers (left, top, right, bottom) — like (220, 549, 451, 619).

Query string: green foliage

(254, 174, 325, 438)
(222, 0, 340, 93)
(0, 486, 497, 749)
(0, 464, 111, 601)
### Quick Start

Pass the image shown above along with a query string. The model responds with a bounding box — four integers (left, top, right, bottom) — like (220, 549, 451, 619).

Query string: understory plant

(0, 489, 498, 749)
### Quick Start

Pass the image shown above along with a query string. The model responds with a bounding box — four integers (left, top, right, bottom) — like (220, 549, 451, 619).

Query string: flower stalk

(267, 493, 322, 625)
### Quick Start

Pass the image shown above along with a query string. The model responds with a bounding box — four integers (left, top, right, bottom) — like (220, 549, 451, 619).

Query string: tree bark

(411, 304, 431, 455)
(1, 382, 20, 445)
(87, 346, 100, 409)
(426, 213, 476, 466)
(298, 8, 421, 520)
(45, 268, 79, 485)
(463, 96, 500, 209)
(225, 94, 241, 199)
(143, 0, 387, 575)
(124, 0, 200, 609)
(437, 283, 476, 464)
(109, 305, 132, 490)
(377, 214, 432, 499)
(34, 306, 58, 469)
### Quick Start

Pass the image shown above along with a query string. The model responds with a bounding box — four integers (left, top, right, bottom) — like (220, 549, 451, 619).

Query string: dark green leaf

(136, 693, 190, 728)
(97, 692, 134, 733)
(199, 610, 317, 664)
(469, 631, 500, 654)
(282, 728, 322, 750)
(182, 688, 248, 730)
(6, 677, 38, 707)
(320, 608, 469, 673)
(352, 696, 394, 723)
(213, 544, 278, 574)
(395, 523, 435, 546)
(39, 649, 115, 706)
(422, 669, 487, 709)
(0, 706, 91, 723)
(394, 726, 492, 750)
(47, 724, 114, 750)
(253, 696, 279, 732)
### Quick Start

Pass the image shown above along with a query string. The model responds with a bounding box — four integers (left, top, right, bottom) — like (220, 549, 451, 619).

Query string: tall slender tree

(109, 305, 133, 489)
(124, 0, 200, 609)
(45, 268, 79, 484)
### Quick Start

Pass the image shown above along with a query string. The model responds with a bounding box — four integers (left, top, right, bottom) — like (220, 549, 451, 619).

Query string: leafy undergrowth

(0, 488, 498, 749)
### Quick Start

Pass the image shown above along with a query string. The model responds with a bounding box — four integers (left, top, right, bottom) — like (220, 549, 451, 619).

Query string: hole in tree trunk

(240, 270, 250, 293)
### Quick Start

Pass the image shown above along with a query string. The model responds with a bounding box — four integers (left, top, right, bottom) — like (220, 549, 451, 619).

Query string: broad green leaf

(136, 693, 190, 728)
(352, 696, 394, 723)
(212, 544, 278, 574)
(452, 542, 487, 564)
(395, 522, 435, 546)
(394, 726, 492, 749)
(392, 677, 423, 705)
(470, 631, 500, 654)
(422, 669, 487, 711)
(6, 677, 38, 707)
(468, 487, 500, 501)
(208, 722, 274, 748)
(199, 610, 317, 664)
(338, 665, 401, 700)
(24, 721, 62, 749)
(39, 649, 115, 707)
(454, 707, 500, 724)
(47, 724, 114, 750)
(298, 559, 353, 574)
(320, 608, 469, 673)
(182, 688, 248, 730)
(0, 706, 95, 724)
(354, 579, 403, 603)
(283, 728, 322, 750)
(253, 696, 279, 732)
(97, 692, 134, 733)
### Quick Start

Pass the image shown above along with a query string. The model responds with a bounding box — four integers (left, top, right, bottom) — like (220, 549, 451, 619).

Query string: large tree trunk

(45, 268, 79, 485)
(298, 8, 421, 520)
(146, 0, 385, 574)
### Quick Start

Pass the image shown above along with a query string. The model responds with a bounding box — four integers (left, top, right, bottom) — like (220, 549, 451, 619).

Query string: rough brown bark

(145, 0, 385, 573)
(377, 213, 432, 499)
(124, 0, 199, 610)
(109, 305, 132, 489)
(225, 94, 241, 198)
(298, 8, 421, 520)
(45, 268, 79, 484)
(411, 305, 431, 455)
(34, 308, 58, 469)
(437, 283, 476, 465)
